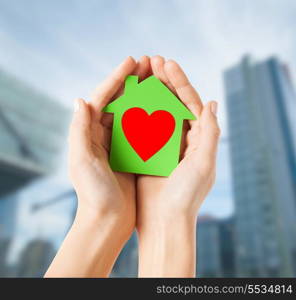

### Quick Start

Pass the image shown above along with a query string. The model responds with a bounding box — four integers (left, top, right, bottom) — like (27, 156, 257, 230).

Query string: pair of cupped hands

(68, 55, 220, 256)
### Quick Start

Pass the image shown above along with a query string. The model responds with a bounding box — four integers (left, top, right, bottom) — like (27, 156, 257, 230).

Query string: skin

(45, 56, 220, 278)
(137, 56, 220, 277)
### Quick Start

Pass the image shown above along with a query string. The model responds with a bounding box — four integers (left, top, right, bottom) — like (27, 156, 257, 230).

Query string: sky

(0, 0, 296, 260)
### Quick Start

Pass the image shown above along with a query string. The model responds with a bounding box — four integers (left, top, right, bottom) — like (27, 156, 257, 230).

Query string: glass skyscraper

(224, 56, 296, 277)
(197, 216, 222, 277)
(196, 216, 235, 277)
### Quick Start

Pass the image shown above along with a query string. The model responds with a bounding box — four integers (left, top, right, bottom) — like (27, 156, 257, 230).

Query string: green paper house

(103, 75, 195, 176)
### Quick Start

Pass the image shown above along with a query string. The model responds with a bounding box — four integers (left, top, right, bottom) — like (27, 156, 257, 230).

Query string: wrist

(138, 213, 196, 237)
(137, 210, 197, 235)
(74, 202, 134, 242)
(47, 203, 132, 277)
(137, 213, 197, 277)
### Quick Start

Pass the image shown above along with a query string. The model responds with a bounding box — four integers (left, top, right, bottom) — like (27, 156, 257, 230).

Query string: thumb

(198, 101, 220, 161)
(68, 98, 92, 162)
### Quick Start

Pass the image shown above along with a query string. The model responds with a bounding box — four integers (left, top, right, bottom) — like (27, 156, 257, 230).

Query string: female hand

(136, 56, 220, 277)
(46, 56, 150, 277)
(68, 57, 136, 234)
(69, 56, 149, 233)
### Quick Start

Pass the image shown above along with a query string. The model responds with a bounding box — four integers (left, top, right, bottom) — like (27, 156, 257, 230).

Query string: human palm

(136, 56, 220, 227)
(68, 57, 148, 233)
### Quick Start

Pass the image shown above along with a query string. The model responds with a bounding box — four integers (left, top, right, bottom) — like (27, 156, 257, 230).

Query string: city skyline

(0, 0, 296, 277)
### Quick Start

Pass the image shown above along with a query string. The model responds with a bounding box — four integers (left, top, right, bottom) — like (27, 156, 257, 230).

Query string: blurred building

(197, 215, 222, 277)
(219, 217, 236, 277)
(0, 69, 70, 197)
(17, 239, 56, 277)
(0, 194, 18, 276)
(197, 215, 235, 277)
(0, 194, 18, 238)
(224, 56, 296, 277)
(0, 238, 12, 276)
(0, 68, 70, 276)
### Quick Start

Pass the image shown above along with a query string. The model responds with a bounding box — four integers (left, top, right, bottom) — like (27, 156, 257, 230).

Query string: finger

(145, 56, 153, 77)
(101, 55, 151, 130)
(111, 55, 150, 101)
(91, 56, 137, 116)
(69, 98, 92, 161)
(164, 60, 203, 118)
(180, 120, 190, 159)
(198, 101, 220, 160)
(151, 55, 176, 93)
(101, 126, 112, 152)
(134, 55, 151, 81)
(184, 120, 200, 157)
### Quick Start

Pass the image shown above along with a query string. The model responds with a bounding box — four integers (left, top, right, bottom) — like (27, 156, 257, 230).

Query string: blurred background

(0, 0, 295, 277)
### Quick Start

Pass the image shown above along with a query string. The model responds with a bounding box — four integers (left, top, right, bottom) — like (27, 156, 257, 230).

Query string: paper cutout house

(103, 75, 195, 176)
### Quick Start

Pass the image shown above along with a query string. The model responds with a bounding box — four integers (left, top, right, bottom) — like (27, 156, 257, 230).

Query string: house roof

(103, 75, 195, 120)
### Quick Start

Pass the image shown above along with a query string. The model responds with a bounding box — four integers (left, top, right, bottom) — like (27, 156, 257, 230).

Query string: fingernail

(74, 99, 80, 112)
(125, 56, 134, 63)
(211, 102, 218, 116)
(118, 56, 134, 68)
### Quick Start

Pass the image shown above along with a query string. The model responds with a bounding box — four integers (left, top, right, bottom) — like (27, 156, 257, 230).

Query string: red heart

(122, 107, 175, 161)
